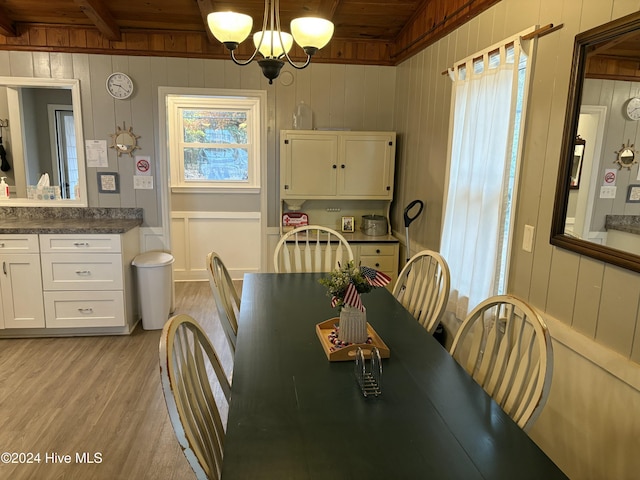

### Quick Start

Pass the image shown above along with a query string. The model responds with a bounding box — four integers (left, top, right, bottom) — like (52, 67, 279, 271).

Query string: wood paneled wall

(0, 51, 396, 230)
(391, 0, 640, 477)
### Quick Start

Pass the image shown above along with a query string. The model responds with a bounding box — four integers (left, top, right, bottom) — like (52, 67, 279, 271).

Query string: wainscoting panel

(170, 211, 261, 281)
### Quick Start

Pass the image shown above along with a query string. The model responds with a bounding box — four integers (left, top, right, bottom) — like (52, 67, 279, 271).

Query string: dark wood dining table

(221, 272, 568, 479)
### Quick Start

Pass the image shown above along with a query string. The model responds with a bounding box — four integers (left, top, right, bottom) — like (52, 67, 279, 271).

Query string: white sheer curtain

(441, 41, 523, 320)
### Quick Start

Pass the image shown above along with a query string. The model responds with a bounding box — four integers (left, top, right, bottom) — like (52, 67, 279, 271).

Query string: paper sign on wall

(85, 140, 108, 167)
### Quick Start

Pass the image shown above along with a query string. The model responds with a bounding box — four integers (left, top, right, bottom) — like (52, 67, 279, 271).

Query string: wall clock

(106, 72, 134, 100)
(624, 97, 640, 120)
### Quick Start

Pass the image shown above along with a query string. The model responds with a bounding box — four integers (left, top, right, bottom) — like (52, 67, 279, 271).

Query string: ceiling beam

(317, 0, 340, 20)
(0, 4, 17, 37)
(74, 0, 121, 41)
(196, 0, 217, 44)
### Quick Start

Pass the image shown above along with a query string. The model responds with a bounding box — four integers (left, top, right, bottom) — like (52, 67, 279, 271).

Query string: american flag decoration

(360, 266, 392, 288)
(343, 282, 364, 311)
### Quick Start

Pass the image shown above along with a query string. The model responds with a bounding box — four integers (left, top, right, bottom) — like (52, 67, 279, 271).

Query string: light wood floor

(0, 281, 234, 480)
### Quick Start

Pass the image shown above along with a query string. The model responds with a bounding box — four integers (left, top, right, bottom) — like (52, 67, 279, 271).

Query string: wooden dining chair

(449, 295, 553, 431)
(392, 250, 450, 334)
(206, 252, 240, 355)
(159, 314, 232, 480)
(273, 225, 354, 273)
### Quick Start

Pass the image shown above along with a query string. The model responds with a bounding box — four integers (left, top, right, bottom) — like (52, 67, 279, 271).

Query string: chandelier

(207, 0, 334, 84)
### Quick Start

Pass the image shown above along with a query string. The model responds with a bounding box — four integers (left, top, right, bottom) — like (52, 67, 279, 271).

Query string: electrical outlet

(523, 224, 534, 253)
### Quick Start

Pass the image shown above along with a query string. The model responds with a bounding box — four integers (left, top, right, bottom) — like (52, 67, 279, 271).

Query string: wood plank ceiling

(0, 0, 500, 65)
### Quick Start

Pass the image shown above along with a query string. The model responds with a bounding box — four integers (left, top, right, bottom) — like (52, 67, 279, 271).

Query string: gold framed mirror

(110, 122, 140, 157)
(551, 11, 640, 273)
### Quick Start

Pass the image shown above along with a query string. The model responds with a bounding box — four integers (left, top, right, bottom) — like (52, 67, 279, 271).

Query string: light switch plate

(599, 186, 617, 199)
(133, 176, 154, 190)
(523, 224, 535, 253)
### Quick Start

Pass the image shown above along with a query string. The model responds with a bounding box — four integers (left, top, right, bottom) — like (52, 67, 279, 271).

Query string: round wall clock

(624, 97, 640, 120)
(106, 72, 134, 100)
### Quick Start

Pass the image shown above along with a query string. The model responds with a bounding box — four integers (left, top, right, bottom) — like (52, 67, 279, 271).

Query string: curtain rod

(440, 23, 564, 76)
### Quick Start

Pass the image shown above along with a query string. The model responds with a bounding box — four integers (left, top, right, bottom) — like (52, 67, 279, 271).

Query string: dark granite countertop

(605, 215, 640, 235)
(0, 207, 143, 234)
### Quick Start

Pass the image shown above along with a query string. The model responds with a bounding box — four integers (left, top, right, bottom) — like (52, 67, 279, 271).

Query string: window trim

(167, 95, 262, 194)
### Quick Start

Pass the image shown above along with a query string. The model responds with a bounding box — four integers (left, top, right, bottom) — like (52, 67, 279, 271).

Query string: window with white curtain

(167, 95, 262, 193)
(441, 29, 537, 320)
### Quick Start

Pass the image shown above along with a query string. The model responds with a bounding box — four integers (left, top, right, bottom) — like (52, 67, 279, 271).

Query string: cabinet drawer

(359, 255, 395, 272)
(0, 234, 40, 253)
(44, 291, 125, 328)
(360, 244, 396, 256)
(41, 253, 123, 290)
(40, 234, 122, 253)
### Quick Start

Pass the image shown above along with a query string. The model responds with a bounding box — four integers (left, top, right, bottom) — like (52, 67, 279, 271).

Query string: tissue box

(27, 186, 62, 200)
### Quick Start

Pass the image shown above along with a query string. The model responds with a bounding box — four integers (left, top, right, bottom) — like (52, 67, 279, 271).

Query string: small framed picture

(97, 172, 120, 193)
(341, 216, 354, 233)
(627, 184, 640, 203)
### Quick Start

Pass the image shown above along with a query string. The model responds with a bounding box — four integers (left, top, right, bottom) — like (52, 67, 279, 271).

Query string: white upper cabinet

(280, 130, 396, 200)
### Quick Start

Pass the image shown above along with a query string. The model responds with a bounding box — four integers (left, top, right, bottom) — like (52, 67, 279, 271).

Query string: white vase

(338, 305, 367, 344)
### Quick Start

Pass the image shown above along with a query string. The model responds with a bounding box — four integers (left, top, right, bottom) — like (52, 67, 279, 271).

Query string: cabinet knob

(376, 249, 381, 254)
(341, 164, 345, 168)
(0, 243, 4, 248)
(332, 164, 337, 169)
(284, 185, 289, 189)
(375, 263, 380, 267)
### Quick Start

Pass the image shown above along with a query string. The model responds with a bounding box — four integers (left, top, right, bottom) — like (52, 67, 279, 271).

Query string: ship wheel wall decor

(614, 140, 637, 170)
(110, 122, 140, 157)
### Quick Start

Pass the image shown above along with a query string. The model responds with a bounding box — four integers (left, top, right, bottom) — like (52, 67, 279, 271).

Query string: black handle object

(403, 200, 424, 228)
(0, 142, 9, 172)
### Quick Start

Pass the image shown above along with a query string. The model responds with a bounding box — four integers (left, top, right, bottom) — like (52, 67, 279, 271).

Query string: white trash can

(132, 251, 175, 330)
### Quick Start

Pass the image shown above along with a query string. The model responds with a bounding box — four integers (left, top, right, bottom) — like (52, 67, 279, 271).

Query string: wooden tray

(315, 318, 390, 362)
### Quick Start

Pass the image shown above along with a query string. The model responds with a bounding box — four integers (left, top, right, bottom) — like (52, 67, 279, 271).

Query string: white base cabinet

(0, 229, 139, 335)
(0, 236, 46, 329)
(352, 242, 399, 289)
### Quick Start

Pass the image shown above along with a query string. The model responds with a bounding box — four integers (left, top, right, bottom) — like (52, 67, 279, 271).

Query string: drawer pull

(2, 261, 6, 275)
(78, 308, 94, 314)
(375, 263, 380, 268)
(376, 249, 381, 254)
(0, 242, 4, 248)
(75, 270, 92, 276)
(73, 242, 90, 247)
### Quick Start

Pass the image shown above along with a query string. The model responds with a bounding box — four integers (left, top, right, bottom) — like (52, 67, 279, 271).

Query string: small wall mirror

(0, 77, 87, 206)
(110, 123, 140, 157)
(551, 11, 640, 273)
(615, 143, 637, 169)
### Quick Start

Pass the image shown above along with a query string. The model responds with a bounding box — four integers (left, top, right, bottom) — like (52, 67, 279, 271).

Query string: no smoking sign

(135, 155, 152, 176)
(603, 168, 617, 185)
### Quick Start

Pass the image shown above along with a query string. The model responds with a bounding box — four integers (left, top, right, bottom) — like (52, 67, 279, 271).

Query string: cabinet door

(338, 133, 395, 199)
(1, 254, 45, 328)
(281, 132, 338, 197)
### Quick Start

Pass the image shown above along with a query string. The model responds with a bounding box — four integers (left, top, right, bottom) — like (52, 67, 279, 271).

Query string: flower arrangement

(319, 261, 391, 311)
